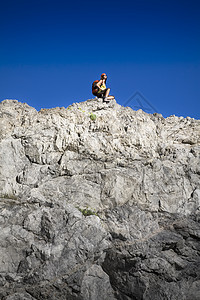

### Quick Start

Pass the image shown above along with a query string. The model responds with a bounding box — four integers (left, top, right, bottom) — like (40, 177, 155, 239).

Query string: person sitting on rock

(95, 73, 115, 101)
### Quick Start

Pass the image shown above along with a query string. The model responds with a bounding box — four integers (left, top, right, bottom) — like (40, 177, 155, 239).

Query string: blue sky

(0, 0, 200, 119)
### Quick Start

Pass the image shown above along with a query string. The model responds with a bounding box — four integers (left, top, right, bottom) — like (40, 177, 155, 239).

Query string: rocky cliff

(0, 98, 200, 300)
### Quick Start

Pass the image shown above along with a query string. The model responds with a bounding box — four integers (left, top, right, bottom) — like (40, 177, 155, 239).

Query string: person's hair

(101, 74, 107, 84)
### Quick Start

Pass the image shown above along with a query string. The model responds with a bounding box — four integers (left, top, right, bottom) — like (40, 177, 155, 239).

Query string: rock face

(0, 98, 200, 300)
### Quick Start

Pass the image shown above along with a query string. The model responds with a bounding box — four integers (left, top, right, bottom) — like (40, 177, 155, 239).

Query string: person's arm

(99, 79, 106, 90)
(96, 79, 103, 89)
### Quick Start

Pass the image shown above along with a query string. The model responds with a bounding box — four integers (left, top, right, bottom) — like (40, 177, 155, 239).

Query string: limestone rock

(0, 98, 199, 299)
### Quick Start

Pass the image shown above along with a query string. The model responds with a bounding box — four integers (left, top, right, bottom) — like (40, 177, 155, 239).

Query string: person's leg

(103, 89, 114, 100)
(104, 88, 110, 97)
(97, 88, 107, 99)
(96, 91, 104, 99)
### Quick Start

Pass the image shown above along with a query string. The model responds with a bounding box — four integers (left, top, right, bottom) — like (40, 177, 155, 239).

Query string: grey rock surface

(0, 98, 200, 299)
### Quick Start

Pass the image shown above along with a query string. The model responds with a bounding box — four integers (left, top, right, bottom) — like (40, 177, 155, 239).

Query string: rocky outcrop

(0, 98, 199, 300)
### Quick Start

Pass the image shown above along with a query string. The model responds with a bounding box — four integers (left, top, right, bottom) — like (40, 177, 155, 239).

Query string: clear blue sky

(0, 0, 200, 119)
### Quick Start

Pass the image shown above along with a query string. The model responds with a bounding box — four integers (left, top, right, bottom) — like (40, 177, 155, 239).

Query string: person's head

(101, 73, 107, 81)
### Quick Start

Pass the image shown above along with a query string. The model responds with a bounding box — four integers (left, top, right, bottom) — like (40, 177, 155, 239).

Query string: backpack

(92, 80, 99, 96)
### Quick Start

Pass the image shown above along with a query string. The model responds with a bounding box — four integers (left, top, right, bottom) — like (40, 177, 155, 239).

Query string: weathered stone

(0, 98, 199, 299)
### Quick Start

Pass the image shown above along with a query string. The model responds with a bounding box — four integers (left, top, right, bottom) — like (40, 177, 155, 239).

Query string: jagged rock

(0, 98, 199, 299)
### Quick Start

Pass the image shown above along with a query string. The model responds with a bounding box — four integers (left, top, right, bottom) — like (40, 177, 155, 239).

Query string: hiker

(92, 73, 114, 101)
